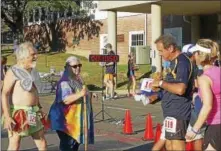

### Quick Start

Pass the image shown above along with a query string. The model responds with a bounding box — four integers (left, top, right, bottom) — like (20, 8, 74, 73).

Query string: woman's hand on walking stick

(80, 86, 87, 97)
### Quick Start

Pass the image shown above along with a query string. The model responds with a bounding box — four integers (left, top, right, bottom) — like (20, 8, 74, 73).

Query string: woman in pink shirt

(186, 39, 221, 151)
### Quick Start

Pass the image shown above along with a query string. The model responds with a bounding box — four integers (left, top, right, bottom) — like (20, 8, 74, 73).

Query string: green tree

(1, 0, 29, 39)
(1, 20, 11, 33)
(1, 0, 102, 51)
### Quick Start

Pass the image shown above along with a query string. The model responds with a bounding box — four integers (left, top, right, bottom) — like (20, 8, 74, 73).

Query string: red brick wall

(70, 18, 108, 54)
(117, 14, 147, 64)
(66, 14, 192, 64)
(67, 14, 148, 64)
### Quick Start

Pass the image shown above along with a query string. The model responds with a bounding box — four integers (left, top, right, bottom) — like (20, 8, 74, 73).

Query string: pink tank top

(199, 66, 221, 125)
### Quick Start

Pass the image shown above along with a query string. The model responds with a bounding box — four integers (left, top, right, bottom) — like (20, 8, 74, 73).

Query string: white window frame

(99, 34, 108, 54)
(129, 30, 145, 53)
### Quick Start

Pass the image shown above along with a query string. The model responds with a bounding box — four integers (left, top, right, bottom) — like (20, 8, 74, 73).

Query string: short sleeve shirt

(57, 81, 73, 103)
(105, 50, 116, 74)
(49, 80, 76, 130)
(161, 54, 193, 120)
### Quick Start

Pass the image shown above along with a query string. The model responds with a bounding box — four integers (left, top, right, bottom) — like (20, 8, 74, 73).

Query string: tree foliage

(1, 0, 102, 52)
(1, 0, 29, 34)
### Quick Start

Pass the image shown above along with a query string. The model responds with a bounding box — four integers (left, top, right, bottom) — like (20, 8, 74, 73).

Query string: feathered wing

(31, 69, 42, 93)
(11, 66, 33, 91)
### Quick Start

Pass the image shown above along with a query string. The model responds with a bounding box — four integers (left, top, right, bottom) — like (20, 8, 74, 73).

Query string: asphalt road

(1, 91, 164, 151)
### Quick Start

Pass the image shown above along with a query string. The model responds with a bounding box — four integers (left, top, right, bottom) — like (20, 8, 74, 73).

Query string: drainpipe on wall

(144, 14, 147, 46)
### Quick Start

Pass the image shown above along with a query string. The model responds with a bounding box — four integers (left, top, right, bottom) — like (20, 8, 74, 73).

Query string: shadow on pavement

(79, 140, 132, 151)
(21, 144, 56, 151)
(22, 140, 132, 151)
(123, 142, 154, 151)
(20, 140, 133, 151)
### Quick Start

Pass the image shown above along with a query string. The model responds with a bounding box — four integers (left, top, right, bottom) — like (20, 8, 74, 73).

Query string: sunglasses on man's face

(71, 64, 82, 69)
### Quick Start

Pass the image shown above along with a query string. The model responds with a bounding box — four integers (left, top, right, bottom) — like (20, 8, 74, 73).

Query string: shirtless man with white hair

(1, 42, 47, 150)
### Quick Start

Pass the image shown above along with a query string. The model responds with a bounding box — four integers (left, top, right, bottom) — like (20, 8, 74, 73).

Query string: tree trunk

(14, 12, 24, 42)
(43, 23, 52, 51)
(49, 24, 58, 52)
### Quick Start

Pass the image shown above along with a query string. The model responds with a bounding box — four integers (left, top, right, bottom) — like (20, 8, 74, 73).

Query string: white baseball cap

(182, 44, 195, 57)
(182, 44, 195, 53)
(189, 44, 211, 53)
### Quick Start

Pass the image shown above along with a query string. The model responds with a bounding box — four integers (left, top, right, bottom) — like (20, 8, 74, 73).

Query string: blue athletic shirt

(105, 50, 116, 74)
(161, 53, 193, 120)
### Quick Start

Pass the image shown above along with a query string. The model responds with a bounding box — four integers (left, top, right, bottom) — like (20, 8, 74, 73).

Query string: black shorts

(164, 117, 189, 140)
(203, 124, 221, 151)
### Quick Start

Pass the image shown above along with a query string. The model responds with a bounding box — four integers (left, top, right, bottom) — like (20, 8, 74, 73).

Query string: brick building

(68, 13, 193, 64)
(69, 14, 150, 64)
(98, 1, 220, 70)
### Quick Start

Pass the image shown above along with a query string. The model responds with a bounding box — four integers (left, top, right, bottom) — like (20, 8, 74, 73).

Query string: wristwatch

(159, 80, 163, 87)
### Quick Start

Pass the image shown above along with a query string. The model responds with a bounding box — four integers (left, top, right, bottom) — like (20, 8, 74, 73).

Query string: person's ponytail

(211, 41, 219, 60)
(196, 39, 219, 66)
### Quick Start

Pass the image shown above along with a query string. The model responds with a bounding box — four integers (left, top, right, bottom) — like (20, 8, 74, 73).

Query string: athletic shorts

(104, 74, 114, 81)
(164, 116, 189, 140)
(203, 124, 221, 151)
(3, 105, 44, 137)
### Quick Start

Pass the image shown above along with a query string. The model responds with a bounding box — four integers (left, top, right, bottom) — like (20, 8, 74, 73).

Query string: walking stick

(83, 88, 88, 151)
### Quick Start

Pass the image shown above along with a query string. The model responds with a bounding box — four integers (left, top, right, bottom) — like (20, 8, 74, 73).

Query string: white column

(151, 4, 162, 72)
(191, 16, 200, 43)
(107, 11, 117, 52)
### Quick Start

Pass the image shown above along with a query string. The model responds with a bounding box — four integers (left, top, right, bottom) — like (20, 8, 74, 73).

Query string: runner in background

(103, 43, 117, 100)
(182, 44, 205, 151)
(127, 52, 137, 97)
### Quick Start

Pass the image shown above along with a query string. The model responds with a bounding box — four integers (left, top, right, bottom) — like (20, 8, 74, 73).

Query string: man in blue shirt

(151, 35, 193, 150)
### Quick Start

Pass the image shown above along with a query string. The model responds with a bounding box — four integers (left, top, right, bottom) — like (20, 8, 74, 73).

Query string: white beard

(31, 61, 37, 68)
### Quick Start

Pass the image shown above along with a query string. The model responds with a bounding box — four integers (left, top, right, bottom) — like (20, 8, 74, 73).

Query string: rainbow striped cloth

(49, 78, 94, 144)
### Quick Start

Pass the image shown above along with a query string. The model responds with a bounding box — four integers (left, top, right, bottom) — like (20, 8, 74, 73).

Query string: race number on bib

(140, 78, 153, 92)
(27, 111, 37, 126)
(165, 117, 177, 133)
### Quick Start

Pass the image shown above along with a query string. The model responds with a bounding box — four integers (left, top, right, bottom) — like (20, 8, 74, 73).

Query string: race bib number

(165, 117, 177, 133)
(140, 78, 153, 92)
(27, 111, 37, 126)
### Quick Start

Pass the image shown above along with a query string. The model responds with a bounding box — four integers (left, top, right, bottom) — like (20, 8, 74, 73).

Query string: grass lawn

(1, 49, 151, 90)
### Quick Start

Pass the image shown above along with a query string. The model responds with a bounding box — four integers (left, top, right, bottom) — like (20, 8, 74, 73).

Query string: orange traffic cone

(142, 113, 154, 141)
(186, 141, 194, 151)
(122, 110, 135, 135)
(154, 123, 162, 143)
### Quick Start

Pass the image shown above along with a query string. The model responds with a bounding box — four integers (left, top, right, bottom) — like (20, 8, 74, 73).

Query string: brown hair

(155, 34, 178, 49)
(196, 39, 220, 66)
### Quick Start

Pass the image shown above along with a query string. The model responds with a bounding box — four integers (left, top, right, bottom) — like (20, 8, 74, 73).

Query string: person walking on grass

(127, 52, 137, 97)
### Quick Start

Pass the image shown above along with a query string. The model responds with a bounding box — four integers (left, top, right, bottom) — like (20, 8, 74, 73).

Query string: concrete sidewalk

(1, 93, 164, 151)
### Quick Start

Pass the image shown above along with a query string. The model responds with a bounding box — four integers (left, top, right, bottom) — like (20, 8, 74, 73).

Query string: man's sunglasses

(71, 64, 82, 69)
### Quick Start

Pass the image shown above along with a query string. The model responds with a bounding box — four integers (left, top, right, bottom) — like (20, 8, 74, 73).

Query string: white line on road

(106, 106, 128, 111)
